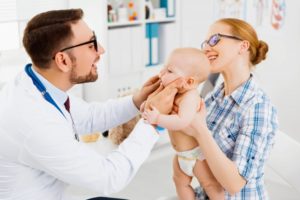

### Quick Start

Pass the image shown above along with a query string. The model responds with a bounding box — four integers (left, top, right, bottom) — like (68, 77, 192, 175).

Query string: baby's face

(159, 64, 185, 87)
(160, 49, 211, 87)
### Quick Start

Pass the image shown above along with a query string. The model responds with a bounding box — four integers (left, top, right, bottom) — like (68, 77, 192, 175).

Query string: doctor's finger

(149, 84, 164, 97)
(167, 77, 185, 88)
(143, 75, 159, 86)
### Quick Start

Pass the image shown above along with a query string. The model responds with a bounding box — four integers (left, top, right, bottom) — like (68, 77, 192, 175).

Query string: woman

(184, 18, 278, 199)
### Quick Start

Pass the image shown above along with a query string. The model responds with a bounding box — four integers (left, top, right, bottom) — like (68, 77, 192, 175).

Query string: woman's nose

(201, 43, 212, 52)
(201, 45, 212, 56)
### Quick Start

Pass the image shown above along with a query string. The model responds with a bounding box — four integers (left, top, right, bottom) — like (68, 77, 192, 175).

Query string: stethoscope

(25, 63, 79, 141)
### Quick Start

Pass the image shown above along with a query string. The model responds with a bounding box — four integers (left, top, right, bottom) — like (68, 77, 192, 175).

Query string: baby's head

(160, 48, 210, 89)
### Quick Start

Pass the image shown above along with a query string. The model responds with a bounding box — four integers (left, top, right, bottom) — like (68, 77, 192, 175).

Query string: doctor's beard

(68, 54, 98, 84)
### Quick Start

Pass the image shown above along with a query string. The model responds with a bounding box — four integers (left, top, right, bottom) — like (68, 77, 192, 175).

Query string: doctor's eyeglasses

(201, 33, 243, 49)
(52, 31, 98, 59)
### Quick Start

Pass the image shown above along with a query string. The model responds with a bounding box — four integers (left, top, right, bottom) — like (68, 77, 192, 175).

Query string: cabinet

(102, 0, 180, 100)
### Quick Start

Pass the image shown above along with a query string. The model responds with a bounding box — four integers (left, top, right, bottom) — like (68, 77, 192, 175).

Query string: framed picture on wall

(247, 0, 270, 28)
(213, 0, 247, 20)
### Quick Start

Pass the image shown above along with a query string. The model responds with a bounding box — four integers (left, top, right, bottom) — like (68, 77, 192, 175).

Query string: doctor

(0, 9, 179, 200)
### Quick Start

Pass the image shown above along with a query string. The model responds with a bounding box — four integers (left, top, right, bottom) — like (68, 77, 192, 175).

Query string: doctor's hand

(133, 75, 161, 109)
(144, 77, 185, 115)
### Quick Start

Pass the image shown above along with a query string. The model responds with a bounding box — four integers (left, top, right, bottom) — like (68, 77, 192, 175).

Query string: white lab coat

(0, 70, 159, 200)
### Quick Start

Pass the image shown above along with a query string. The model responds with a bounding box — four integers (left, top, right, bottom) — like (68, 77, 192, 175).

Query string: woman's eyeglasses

(52, 31, 98, 59)
(201, 33, 243, 49)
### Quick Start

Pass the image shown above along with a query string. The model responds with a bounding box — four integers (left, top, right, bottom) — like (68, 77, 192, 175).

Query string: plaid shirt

(195, 75, 278, 200)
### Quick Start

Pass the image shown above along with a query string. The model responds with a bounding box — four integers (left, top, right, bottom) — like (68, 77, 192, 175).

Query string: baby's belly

(168, 131, 198, 152)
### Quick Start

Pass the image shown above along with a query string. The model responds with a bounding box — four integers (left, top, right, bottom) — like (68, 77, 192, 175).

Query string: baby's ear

(181, 77, 195, 90)
(186, 77, 195, 85)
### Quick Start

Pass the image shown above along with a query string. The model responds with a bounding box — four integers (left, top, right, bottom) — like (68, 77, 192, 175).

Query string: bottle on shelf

(128, 0, 138, 21)
(117, 3, 128, 22)
(108, 9, 117, 22)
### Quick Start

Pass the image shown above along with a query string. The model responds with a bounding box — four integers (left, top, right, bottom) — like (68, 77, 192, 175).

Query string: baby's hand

(142, 105, 160, 125)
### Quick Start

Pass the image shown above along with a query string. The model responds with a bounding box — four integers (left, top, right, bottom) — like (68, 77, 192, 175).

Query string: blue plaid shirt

(195, 75, 278, 200)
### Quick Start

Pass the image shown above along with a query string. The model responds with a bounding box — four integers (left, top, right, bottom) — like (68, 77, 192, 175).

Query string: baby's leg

(172, 155, 195, 200)
(193, 160, 224, 200)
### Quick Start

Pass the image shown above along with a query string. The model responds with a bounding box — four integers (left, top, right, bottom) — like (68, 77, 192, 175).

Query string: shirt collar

(31, 67, 68, 107)
(211, 74, 257, 106)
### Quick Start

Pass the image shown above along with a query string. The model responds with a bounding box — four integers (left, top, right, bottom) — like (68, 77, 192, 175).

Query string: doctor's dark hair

(216, 18, 268, 66)
(23, 9, 84, 69)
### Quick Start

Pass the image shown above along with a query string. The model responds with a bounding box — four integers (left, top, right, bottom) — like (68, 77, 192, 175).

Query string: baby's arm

(143, 90, 199, 131)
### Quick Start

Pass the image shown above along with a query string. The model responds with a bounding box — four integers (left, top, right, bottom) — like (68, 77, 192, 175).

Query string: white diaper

(177, 147, 205, 177)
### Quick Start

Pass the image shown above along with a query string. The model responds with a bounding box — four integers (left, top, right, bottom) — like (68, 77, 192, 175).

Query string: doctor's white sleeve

(20, 114, 159, 195)
(70, 95, 139, 134)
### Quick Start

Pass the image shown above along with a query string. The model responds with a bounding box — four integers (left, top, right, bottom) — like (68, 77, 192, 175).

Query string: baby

(143, 48, 224, 200)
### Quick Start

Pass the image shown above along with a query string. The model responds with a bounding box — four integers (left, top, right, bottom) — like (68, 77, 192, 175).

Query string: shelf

(145, 63, 164, 70)
(105, 0, 179, 100)
(145, 17, 176, 24)
(107, 17, 176, 29)
(108, 20, 143, 29)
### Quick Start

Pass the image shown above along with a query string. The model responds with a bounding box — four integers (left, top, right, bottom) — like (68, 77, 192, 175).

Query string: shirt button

(252, 156, 255, 160)
(212, 121, 216, 125)
(227, 135, 231, 138)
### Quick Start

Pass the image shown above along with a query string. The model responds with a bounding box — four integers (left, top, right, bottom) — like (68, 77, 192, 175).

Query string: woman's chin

(210, 65, 222, 74)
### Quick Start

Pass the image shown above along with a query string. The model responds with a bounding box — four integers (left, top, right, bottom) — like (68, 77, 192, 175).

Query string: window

(0, 0, 68, 51)
(0, 0, 18, 50)
(0, 22, 19, 50)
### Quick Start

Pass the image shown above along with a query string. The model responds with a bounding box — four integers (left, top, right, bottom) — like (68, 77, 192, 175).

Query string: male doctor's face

(67, 20, 104, 84)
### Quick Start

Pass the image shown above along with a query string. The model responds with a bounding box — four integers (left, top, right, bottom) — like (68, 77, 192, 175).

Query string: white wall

(255, 1, 300, 142)
(179, 0, 300, 142)
(69, 0, 108, 102)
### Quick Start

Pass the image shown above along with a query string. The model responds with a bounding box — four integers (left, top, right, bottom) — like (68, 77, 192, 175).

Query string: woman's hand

(182, 99, 208, 138)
